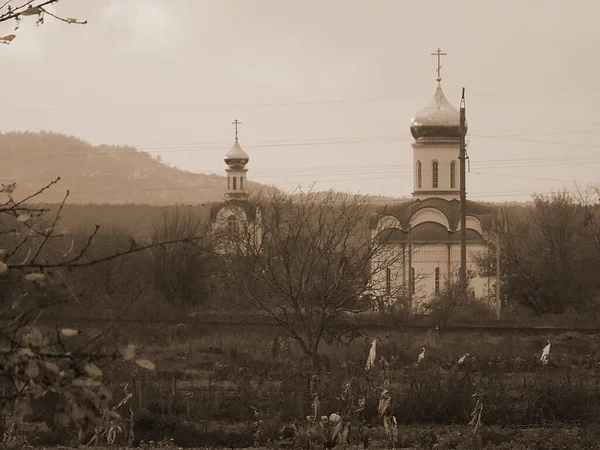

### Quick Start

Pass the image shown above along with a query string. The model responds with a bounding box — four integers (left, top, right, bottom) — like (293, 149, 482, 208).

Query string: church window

(450, 160, 456, 189)
(417, 161, 422, 188)
(385, 268, 391, 296)
(227, 215, 237, 233)
(435, 267, 440, 294)
(240, 176, 244, 190)
(432, 161, 439, 188)
(233, 177, 237, 190)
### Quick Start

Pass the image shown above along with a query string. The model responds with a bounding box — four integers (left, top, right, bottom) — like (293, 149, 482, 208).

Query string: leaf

(20, 7, 42, 16)
(84, 378, 102, 387)
(44, 361, 60, 374)
(24, 273, 45, 282)
(19, 347, 34, 357)
(0, 261, 8, 275)
(72, 377, 86, 387)
(60, 328, 78, 337)
(135, 359, 156, 371)
(25, 360, 39, 378)
(84, 363, 103, 378)
(66, 17, 77, 23)
(0, 34, 16, 43)
(16, 214, 30, 222)
(121, 344, 136, 361)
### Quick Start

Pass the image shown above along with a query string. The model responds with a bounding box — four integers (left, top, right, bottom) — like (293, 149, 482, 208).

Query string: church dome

(410, 84, 466, 140)
(224, 140, 249, 168)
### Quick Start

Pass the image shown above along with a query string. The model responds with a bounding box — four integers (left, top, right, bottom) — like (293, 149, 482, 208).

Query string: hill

(0, 131, 273, 205)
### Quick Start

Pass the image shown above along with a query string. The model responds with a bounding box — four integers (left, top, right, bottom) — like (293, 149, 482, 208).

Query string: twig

(31, 189, 69, 264)
(39, 5, 86, 24)
(11, 237, 206, 269)
(10, 177, 60, 209)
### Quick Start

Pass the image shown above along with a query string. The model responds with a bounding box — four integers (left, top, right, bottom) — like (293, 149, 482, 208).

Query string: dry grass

(12, 322, 600, 448)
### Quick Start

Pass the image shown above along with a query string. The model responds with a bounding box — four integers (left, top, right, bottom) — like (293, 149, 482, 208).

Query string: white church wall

(371, 240, 494, 312)
(212, 204, 262, 256)
(447, 243, 492, 299)
(369, 243, 407, 301)
(213, 205, 248, 231)
(412, 243, 449, 304)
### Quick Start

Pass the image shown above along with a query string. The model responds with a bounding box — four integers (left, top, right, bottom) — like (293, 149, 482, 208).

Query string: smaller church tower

(224, 119, 249, 201)
(210, 119, 262, 254)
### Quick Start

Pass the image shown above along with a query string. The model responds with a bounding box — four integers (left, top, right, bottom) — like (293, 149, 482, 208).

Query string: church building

(369, 50, 494, 310)
(210, 120, 262, 253)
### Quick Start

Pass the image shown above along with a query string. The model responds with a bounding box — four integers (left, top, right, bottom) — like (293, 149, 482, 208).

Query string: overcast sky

(1, 0, 599, 202)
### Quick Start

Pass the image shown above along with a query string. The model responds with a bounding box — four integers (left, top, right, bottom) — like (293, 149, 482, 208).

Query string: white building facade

(370, 68, 494, 310)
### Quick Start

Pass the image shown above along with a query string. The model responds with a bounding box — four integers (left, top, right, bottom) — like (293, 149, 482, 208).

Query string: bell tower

(224, 119, 249, 201)
(409, 49, 466, 201)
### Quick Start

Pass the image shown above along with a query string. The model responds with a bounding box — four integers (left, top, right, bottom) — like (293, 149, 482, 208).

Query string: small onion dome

(224, 140, 249, 168)
(410, 84, 467, 140)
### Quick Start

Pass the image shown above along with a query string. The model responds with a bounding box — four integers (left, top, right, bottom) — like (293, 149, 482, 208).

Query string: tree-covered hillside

(0, 131, 271, 205)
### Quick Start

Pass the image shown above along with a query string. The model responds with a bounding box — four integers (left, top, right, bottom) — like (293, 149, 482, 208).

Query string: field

(14, 320, 600, 449)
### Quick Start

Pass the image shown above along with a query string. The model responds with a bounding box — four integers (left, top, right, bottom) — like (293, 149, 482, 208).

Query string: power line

(4, 151, 599, 181)
(1, 83, 600, 115)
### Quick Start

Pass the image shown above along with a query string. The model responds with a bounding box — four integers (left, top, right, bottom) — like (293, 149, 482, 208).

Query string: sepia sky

(1, 0, 599, 202)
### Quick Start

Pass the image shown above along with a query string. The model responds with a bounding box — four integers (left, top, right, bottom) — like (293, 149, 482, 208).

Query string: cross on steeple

(430, 48, 447, 82)
(231, 119, 241, 141)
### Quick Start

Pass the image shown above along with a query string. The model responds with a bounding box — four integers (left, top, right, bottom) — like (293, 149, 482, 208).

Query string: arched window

(416, 161, 422, 189)
(240, 176, 244, 190)
(385, 268, 391, 296)
(432, 160, 439, 188)
(450, 160, 457, 189)
(232, 177, 237, 190)
(435, 267, 440, 294)
(227, 215, 237, 233)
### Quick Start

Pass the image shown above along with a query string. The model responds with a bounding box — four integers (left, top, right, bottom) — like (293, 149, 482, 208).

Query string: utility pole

(495, 230, 501, 319)
(407, 203, 413, 310)
(459, 88, 467, 295)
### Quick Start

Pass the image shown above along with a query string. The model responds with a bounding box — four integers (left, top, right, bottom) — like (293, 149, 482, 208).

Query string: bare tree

(214, 189, 404, 369)
(423, 268, 480, 330)
(0, 180, 204, 443)
(151, 206, 212, 308)
(478, 191, 600, 314)
(0, 1, 86, 44)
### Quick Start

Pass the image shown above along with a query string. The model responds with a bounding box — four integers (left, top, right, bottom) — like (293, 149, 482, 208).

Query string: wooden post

(496, 230, 501, 320)
(459, 88, 468, 295)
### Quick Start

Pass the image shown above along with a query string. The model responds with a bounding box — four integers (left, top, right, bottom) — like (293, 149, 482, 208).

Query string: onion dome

(410, 83, 466, 140)
(224, 139, 249, 168)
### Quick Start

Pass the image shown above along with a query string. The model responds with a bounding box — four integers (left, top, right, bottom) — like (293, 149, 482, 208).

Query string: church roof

(369, 198, 491, 231)
(375, 221, 486, 245)
(410, 83, 466, 140)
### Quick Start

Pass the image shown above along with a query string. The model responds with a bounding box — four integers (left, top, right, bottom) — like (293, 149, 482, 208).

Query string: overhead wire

(0, 120, 599, 200)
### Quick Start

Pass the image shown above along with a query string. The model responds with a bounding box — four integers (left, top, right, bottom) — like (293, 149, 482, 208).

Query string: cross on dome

(231, 119, 241, 141)
(430, 48, 447, 82)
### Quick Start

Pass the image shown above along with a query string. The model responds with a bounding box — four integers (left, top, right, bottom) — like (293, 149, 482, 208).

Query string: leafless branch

(31, 188, 69, 263)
